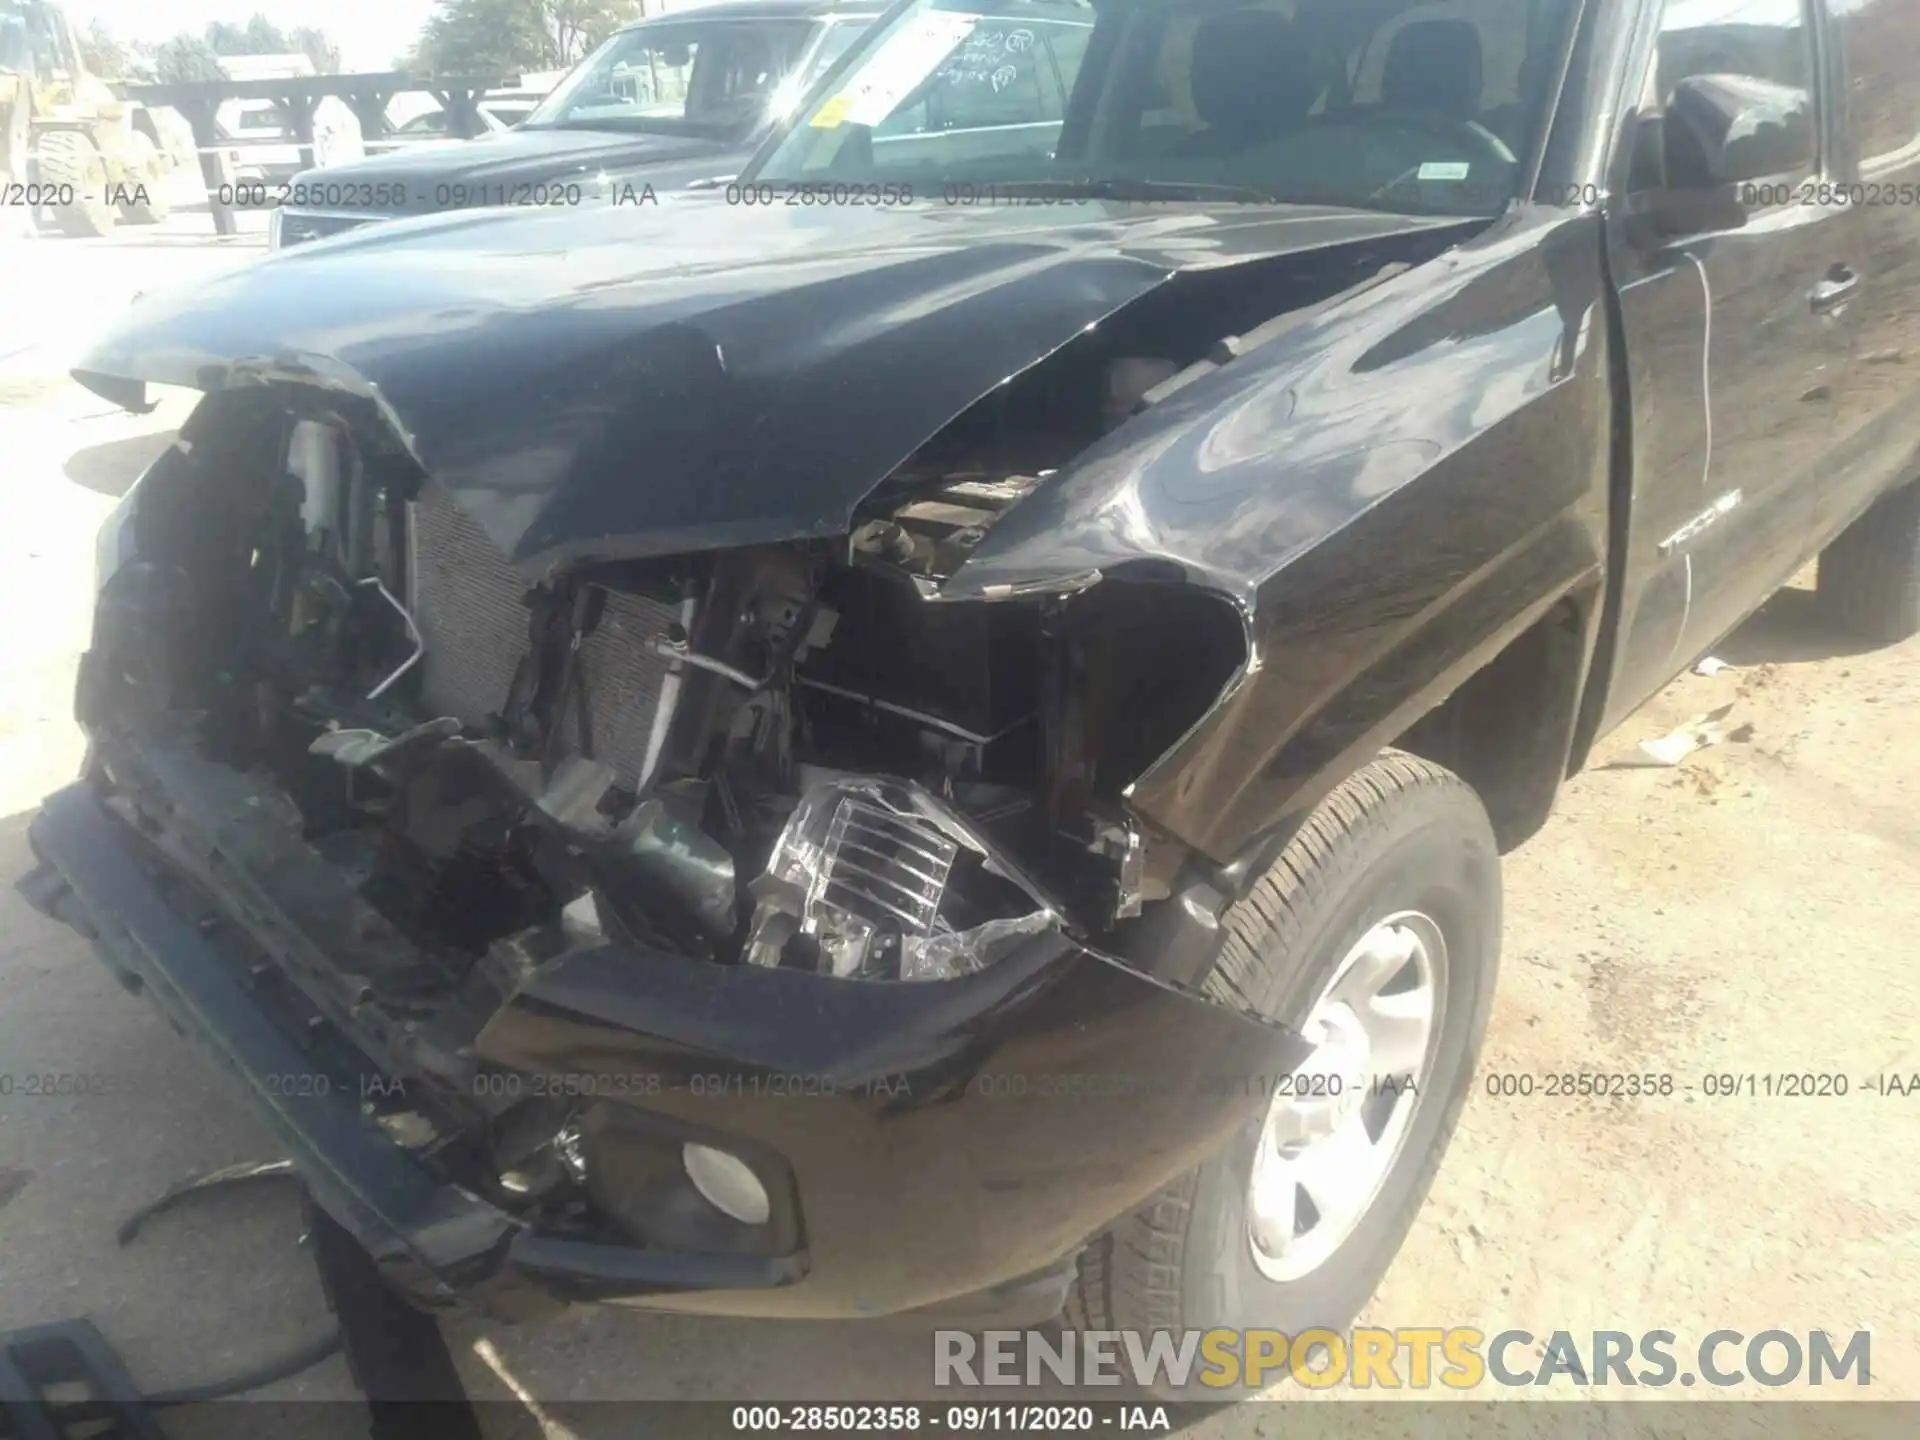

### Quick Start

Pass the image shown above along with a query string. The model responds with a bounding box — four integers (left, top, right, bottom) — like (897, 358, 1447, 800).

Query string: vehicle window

(1832, 0, 1920, 167)
(232, 105, 290, 138)
(398, 112, 451, 136)
(23, 0, 67, 77)
(522, 18, 817, 139)
(756, 0, 1579, 217)
(806, 21, 869, 81)
(873, 16, 1085, 143)
(1649, 0, 1817, 181)
(1655, 0, 1811, 98)
(0, 4, 29, 74)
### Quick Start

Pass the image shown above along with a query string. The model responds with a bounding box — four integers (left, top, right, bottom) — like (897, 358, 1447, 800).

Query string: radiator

(408, 486, 680, 785)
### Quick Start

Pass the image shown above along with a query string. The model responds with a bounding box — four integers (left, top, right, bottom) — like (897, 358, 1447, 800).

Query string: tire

(37, 131, 116, 237)
(1818, 480, 1920, 643)
(2, 96, 28, 188)
(1066, 752, 1500, 1383)
(119, 131, 170, 224)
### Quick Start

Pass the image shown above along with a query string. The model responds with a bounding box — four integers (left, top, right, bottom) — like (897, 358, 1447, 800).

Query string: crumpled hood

(75, 194, 1462, 576)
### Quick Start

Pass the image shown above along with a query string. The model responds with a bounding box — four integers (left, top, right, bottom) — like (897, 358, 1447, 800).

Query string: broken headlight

(743, 778, 1059, 982)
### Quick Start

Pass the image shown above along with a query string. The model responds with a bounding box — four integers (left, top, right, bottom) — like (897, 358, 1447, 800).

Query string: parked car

(217, 97, 363, 190)
(268, 0, 883, 248)
(28, 0, 1920, 1347)
(368, 83, 564, 155)
(361, 103, 517, 154)
(474, 83, 555, 130)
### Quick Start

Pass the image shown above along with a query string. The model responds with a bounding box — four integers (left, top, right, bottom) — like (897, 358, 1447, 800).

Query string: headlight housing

(742, 777, 1062, 982)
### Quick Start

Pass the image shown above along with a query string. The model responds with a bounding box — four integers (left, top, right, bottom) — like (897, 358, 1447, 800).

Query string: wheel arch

(1106, 584, 1601, 993)
(1390, 591, 1596, 851)
(1212, 586, 1601, 900)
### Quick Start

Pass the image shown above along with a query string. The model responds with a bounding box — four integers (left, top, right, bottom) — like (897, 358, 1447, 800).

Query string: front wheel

(1067, 753, 1500, 1373)
(1818, 479, 1920, 643)
(37, 131, 116, 237)
(119, 131, 170, 223)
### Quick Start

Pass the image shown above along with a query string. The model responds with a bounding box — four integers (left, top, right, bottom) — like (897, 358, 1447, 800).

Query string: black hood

(289, 127, 743, 212)
(75, 193, 1466, 576)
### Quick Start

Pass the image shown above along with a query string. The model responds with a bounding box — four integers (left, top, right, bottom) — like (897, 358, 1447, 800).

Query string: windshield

(523, 16, 840, 139)
(754, 0, 1576, 215)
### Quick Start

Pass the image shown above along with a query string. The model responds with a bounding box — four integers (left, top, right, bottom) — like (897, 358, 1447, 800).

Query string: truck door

(1817, 0, 1920, 540)
(1598, 0, 1856, 726)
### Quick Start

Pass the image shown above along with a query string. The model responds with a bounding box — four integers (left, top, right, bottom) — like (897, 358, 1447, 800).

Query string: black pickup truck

(22, 0, 1920, 1343)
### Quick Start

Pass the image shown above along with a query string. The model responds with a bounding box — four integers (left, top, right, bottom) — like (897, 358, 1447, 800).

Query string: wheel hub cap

(1246, 911, 1446, 1283)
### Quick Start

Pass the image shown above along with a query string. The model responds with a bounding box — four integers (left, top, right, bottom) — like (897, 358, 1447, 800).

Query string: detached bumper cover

(25, 780, 1308, 1319)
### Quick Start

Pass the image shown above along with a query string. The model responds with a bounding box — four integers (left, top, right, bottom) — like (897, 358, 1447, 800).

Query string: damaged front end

(29, 379, 1309, 1320)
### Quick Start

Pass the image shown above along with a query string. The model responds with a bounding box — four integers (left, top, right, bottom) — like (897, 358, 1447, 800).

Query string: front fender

(947, 209, 1615, 861)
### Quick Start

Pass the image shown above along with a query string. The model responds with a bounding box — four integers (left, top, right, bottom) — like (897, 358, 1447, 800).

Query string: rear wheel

(1066, 753, 1500, 1382)
(1818, 480, 1920, 643)
(119, 131, 170, 224)
(37, 131, 116, 237)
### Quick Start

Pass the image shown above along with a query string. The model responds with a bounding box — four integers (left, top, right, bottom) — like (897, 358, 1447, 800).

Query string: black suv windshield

(754, 0, 1576, 215)
(523, 15, 865, 140)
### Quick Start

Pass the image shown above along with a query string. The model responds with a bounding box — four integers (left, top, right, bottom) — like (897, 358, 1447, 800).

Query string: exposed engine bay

(78, 361, 1256, 1236)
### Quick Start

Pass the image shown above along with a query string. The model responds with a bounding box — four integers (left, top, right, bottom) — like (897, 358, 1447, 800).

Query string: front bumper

(24, 773, 1308, 1321)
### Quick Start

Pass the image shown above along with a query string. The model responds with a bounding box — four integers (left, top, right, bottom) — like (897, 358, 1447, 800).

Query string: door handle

(1810, 265, 1860, 313)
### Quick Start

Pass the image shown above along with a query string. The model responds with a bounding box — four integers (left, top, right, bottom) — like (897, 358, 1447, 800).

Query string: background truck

(0, 0, 185, 235)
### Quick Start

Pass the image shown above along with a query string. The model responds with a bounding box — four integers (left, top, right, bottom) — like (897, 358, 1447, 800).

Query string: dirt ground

(0, 205, 1915, 1435)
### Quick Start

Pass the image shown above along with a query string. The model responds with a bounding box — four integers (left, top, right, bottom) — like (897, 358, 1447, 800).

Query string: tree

(151, 34, 225, 84)
(408, 0, 640, 76)
(148, 12, 342, 85)
(289, 27, 343, 75)
(199, 14, 343, 74)
(548, 0, 637, 67)
(78, 18, 131, 78)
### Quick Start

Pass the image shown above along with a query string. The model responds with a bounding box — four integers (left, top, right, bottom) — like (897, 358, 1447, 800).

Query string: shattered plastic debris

(899, 911, 1058, 982)
(1619, 703, 1739, 768)
(1693, 655, 1730, 676)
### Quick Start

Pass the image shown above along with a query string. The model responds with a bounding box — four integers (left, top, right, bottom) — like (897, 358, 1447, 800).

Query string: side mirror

(1665, 72, 1813, 188)
(1625, 73, 1811, 244)
(1623, 113, 1746, 244)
